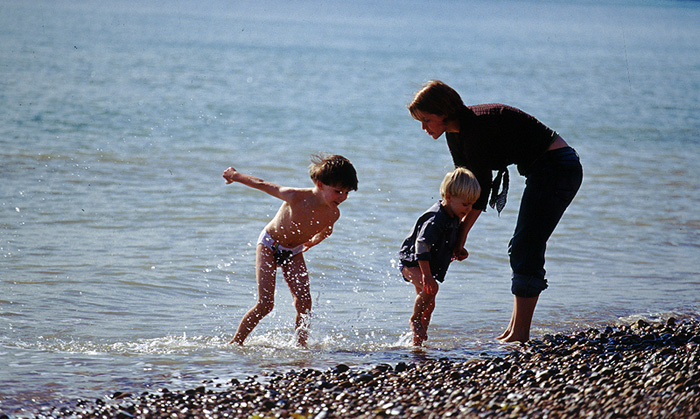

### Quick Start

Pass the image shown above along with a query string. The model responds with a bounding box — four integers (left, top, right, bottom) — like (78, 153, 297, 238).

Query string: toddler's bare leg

(410, 294, 429, 346)
(403, 266, 429, 346)
(421, 297, 436, 333)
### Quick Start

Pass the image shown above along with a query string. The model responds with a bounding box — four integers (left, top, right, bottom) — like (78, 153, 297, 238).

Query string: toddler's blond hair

(440, 167, 481, 203)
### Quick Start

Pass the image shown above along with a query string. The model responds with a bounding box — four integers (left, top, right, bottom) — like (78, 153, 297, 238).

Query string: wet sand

(7, 317, 699, 418)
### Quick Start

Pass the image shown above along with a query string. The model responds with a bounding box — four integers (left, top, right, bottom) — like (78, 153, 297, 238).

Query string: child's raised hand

(223, 167, 238, 184)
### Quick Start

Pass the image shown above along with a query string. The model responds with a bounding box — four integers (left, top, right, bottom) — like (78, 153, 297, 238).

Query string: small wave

(16, 334, 230, 356)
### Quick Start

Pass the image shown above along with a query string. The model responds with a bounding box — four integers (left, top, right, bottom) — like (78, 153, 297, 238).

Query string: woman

(408, 80, 583, 342)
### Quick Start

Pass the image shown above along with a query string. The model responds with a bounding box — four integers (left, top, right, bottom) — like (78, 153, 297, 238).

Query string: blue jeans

(508, 147, 583, 298)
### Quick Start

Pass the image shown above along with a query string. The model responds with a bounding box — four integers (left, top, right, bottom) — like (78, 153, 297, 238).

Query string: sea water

(1, 0, 699, 414)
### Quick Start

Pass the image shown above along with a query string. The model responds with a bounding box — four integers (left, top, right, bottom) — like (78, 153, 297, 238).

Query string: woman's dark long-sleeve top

(446, 104, 558, 212)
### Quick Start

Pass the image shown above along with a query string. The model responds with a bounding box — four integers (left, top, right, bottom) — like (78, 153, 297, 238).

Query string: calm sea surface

(1, 0, 699, 414)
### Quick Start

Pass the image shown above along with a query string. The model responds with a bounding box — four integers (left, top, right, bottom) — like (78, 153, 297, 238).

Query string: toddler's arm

(453, 209, 481, 261)
(418, 260, 438, 295)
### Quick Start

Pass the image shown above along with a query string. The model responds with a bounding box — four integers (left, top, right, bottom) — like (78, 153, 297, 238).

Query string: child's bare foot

(410, 319, 427, 346)
(295, 327, 309, 348)
(229, 335, 245, 345)
(412, 325, 427, 346)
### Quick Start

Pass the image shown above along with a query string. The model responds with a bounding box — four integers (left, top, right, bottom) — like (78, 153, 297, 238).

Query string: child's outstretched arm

(223, 166, 295, 201)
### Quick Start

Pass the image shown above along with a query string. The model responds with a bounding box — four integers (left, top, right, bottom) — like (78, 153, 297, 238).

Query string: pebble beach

(10, 316, 699, 419)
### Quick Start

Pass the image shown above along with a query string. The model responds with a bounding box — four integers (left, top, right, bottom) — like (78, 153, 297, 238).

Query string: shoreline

(5, 316, 699, 419)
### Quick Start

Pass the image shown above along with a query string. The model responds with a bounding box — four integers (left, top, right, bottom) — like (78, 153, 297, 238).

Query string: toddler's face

(443, 195, 473, 220)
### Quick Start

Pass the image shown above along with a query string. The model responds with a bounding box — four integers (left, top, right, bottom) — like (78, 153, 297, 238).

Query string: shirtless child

(223, 154, 358, 346)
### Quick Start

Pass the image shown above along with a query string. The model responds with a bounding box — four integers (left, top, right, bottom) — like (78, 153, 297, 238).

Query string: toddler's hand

(453, 247, 469, 261)
(423, 277, 439, 295)
(223, 167, 237, 184)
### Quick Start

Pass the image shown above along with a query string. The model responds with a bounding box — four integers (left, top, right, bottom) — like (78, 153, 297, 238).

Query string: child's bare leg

(421, 297, 436, 331)
(414, 292, 437, 346)
(404, 266, 432, 346)
(231, 245, 277, 345)
(499, 295, 538, 343)
(410, 294, 430, 346)
(282, 254, 311, 347)
(404, 267, 424, 342)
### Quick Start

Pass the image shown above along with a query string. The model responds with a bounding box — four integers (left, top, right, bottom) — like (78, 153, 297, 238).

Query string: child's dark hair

(309, 154, 358, 191)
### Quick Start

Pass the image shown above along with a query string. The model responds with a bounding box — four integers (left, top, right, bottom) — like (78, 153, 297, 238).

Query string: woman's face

(414, 111, 449, 139)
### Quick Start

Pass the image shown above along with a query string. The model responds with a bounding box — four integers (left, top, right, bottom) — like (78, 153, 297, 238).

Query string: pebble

(8, 316, 700, 418)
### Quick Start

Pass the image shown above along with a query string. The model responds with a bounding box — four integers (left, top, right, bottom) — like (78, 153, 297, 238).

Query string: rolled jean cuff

(511, 274, 548, 298)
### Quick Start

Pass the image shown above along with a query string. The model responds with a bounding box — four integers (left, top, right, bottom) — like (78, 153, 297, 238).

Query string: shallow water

(1, 0, 699, 415)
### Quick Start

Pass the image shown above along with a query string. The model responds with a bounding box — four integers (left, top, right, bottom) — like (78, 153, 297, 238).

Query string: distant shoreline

(10, 316, 699, 419)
